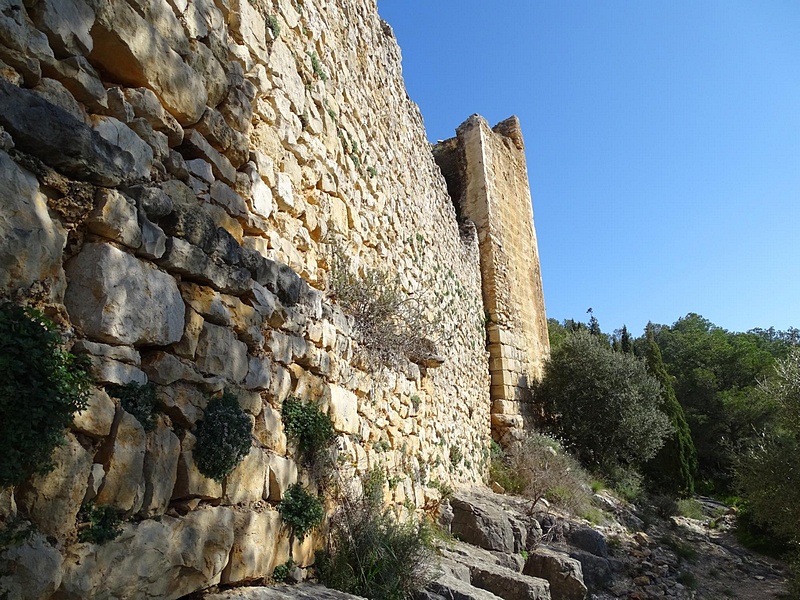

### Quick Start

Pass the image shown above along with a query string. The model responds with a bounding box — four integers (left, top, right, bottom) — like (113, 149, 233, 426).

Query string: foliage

(77, 503, 122, 544)
(317, 469, 435, 600)
(676, 571, 697, 589)
(537, 330, 672, 475)
(0, 303, 91, 487)
(676, 498, 704, 520)
(193, 391, 252, 482)
(327, 241, 435, 370)
(660, 534, 698, 561)
(272, 558, 294, 582)
(308, 51, 327, 82)
(278, 483, 324, 540)
(0, 518, 34, 550)
(641, 329, 697, 496)
(448, 445, 463, 467)
(107, 382, 157, 431)
(266, 14, 281, 38)
(282, 395, 336, 465)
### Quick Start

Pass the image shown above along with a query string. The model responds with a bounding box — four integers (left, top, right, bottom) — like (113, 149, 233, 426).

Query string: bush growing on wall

(0, 303, 91, 487)
(193, 391, 252, 482)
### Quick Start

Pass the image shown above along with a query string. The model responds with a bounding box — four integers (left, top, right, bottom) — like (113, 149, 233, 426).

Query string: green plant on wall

(77, 502, 123, 544)
(193, 391, 252, 482)
(0, 303, 91, 487)
(107, 382, 157, 431)
(278, 483, 324, 540)
(282, 395, 336, 464)
(308, 51, 327, 82)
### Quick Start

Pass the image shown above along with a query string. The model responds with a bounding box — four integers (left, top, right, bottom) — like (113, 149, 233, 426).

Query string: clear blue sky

(377, 1, 800, 336)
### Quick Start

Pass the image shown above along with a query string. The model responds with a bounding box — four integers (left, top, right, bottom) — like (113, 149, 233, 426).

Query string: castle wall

(434, 116, 550, 445)
(0, 0, 492, 596)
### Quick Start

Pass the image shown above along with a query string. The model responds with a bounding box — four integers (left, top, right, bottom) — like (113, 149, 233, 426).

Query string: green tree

(641, 327, 697, 496)
(537, 330, 672, 474)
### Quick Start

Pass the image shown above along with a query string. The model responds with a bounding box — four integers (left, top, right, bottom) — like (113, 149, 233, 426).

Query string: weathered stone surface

(255, 403, 287, 454)
(123, 87, 184, 147)
(451, 493, 515, 553)
(72, 340, 141, 365)
(328, 384, 359, 434)
(245, 355, 272, 391)
(0, 0, 54, 84)
(469, 561, 551, 600)
(95, 410, 147, 513)
(91, 114, 154, 180)
(265, 453, 297, 501)
(185, 38, 227, 108)
(127, 184, 174, 219)
(157, 382, 208, 427)
(65, 242, 185, 346)
(157, 237, 252, 295)
(180, 129, 237, 184)
(172, 432, 222, 500)
(72, 387, 116, 438)
(0, 79, 135, 185)
(0, 532, 63, 600)
(88, 0, 207, 125)
(211, 180, 249, 217)
(86, 188, 142, 248)
(125, 0, 190, 57)
(85, 355, 149, 385)
(0, 150, 67, 297)
(224, 446, 267, 505)
(195, 322, 249, 382)
(220, 510, 283, 584)
(27, 0, 94, 58)
(567, 549, 611, 590)
(140, 414, 180, 516)
(524, 548, 586, 600)
(568, 527, 608, 558)
(16, 432, 93, 539)
(59, 507, 234, 600)
(196, 108, 249, 168)
(426, 575, 506, 600)
(266, 40, 305, 113)
(43, 54, 108, 110)
(205, 583, 367, 600)
(142, 350, 204, 385)
(137, 213, 168, 259)
(32, 77, 87, 123)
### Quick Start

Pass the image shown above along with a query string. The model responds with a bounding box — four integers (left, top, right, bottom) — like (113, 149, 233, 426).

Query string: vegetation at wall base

(317, 469, 435, 600)
(193, 391, 252, 482)
(278, 483, 324, 541)
(0, 303, 91, 487)
(107, 382, 157, 432)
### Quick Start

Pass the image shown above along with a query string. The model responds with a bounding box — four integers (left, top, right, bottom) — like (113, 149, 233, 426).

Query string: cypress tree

(642, 326, 698, 496)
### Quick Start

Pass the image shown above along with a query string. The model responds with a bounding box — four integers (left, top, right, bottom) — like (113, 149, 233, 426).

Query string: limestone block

(65, 242, 185, 346)
(275, 171, 295, 210)
(90, 114, 154, 180)
(172, 432, 223, 500)
(87, 188, 142, 248)
(195, 322, 249, 382)
(267, 330, 293, 364)
(0, 150, 67, 298)
(142, 350, 204, 385)
(16, 432, 93, 539)
(329, 385, 359, 434)
(96, 410, 147, 513)
(195, 107, 249, 168)
(157, 237, 252, 295)
(450, 493, 515, 554)
(229, 0, 268, 63)
(220, 510, 282, 584)
(237, 390, 263, 416)
(27, 0, 93, 57)
(245, 356, 272, 391)
(173, 306, 205, 360)
(137, 213, 167, 259)
(72, 339, 141, 366)
(211, 180, 249, 217)
(184, 39, 228, 108)
(0, 0, 55, 78)
(266, 40, 305, 113)
(187, 158, 214, 184)
(123, 87, 184, 147)
(266, 453, 297, 501)
(84, 463, 105, 503)
(125, 0, 190, 57)
(180, 129, 237, 184)
(130, 117, 170, 160)
(180, 282, 232, 325)
(224, 446, 268, 505)
(86, 355, 149, 385)
(88, 0, 207, 125)
(250, 177, 275, 219)
(58, 507, 234, 600)
(157, 382, 208, 428)
(32, 77, 87, 123)
(128, 184, 174, 219)
(43, 55, 108, 111)
(523, 548, 587, 600)
(0, 532, 63, 600)
(140, 415, 180, 517)
(72, 388, 116, 438)
(255, 403, 287, 454)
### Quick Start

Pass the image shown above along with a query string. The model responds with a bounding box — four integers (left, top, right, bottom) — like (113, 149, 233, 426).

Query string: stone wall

(0, 0, 546, 597)
(434, 116, 550, 445)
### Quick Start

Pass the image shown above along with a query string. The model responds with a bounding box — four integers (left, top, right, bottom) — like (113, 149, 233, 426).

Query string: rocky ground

(197, 488, 791, 600)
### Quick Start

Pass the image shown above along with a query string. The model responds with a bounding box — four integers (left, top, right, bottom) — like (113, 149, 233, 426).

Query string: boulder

(0, 150, 67, 298)
(27, 0, 94, 58)
(224, 446, 268, 505)
(265, 453, 297, 501)
(219, 510, 282, 584)
(157, 237, 252, 295)
(15, 432, 93, 540)
(156, 382, 208, 428)
(450, 493, 515, 553)
(88, 0, 207, 125)
(42, 55, 108, 111)
(0, 532, 63, 600)
(0, 79, 134, 185)
(86, 188, 142, 249)
(195, 322, 249, 382)
(95, 409, 147, 513)
(524, 547, 587, 600)
(58, 507, 234, 599)
(65, 242, 185, 346)
(567, 549, 612, 590)
(328, 385, 359, 435)
(72, 387, 116, 438)
(0, 0, 55, 85)
(205, 583, 369, 599)
(91, 115, 154, 180)
(568, 527, 608, 558)
(179, 129, 237, 184)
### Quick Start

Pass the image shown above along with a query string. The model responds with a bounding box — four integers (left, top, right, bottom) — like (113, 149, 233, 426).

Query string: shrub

(272, 558, 294, 582)
(308, 52, 327, 82)
(317, 469, 435, 600)
(278, 483, 324, 540)
(107, 382, 157, 431)
(77, 503, 122, 544)
(0, 303, 91, 487)
(282, 396, 336, 464)
(676, 498, 704, 520)
(537, 330, 672, 475)
(193, 391, 252, 482)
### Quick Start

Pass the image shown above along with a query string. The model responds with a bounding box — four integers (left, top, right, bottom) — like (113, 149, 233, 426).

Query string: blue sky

(377, 1, 800, 336)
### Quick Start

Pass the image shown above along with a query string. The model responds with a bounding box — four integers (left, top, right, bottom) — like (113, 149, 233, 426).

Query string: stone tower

(434, 115, 549, 444)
